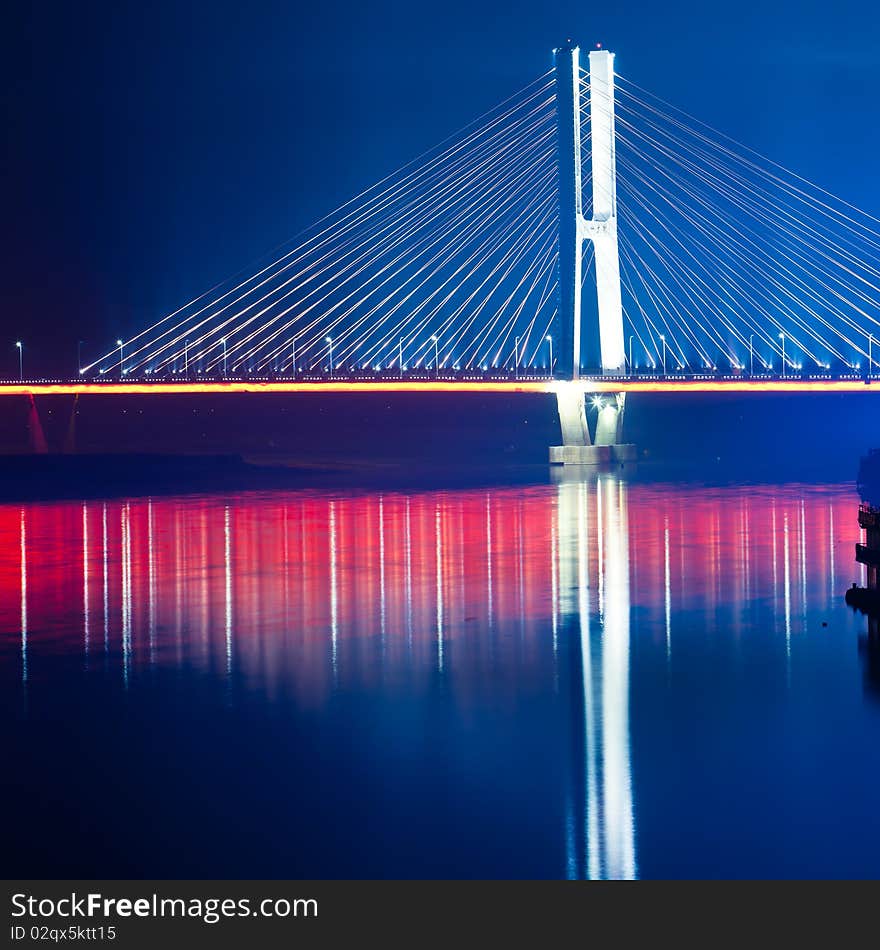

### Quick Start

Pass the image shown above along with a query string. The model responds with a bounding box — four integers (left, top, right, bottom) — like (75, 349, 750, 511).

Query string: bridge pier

(549, 44, 633, 467)
(549, 387, 636, 465)
(595, 392, 626, 446)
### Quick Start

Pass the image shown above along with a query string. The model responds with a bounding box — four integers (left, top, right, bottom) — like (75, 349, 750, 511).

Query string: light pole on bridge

(399, 337, 404, 378)
(431, 335, 439, 378)
(546, 335, 553, 377)
(78, 340, 84, 376)
(184, 339, 190, 379)
(15, 341, 22, 381)
(514, 336, 520, 380)
(749, 335, 754, 377)
(290, 337, 296, 375)
(869, 334, 874, 379)
(221, 337, 228, 375)
(117, 340, 124, 378)
(628, 335, 633, 377)
(660, 334, 667, 377)
(326, 337, 334, 376)
(779, 332, 786, 379)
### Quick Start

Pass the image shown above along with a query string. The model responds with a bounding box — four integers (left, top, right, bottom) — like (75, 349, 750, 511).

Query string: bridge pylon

(551, 43, 634, 465)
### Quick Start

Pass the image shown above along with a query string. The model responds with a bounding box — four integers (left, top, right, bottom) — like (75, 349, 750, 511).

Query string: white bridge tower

(550, 43, 634, 465)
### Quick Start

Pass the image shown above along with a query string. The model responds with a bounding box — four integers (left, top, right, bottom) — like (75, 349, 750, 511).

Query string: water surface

(2, 472, 878, 878)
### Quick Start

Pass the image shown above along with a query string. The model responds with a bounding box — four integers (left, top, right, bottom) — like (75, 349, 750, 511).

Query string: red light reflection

(0, 479, 859, 699)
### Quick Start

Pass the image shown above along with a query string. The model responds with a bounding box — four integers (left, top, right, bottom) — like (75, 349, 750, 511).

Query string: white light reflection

(664, 515, 671, 663)
(379, 496, 386, 647)
(554, 470, 637, 880)
(405, 497, 413, 650)
(596, 480, 604, 617)
(743, 499, 751, 602)
(554, 471, 586, 876)
(517, 501, 526, 641)
(329, 501, 338, 680)
(224, 505, 232, 676)
(550, 503, 559, 672)
(20, 509, 27, 684)
(436, 504, 444, 672)
(600, 475, 636, 880)
(102, 503, 109, 654)
(82, 504, 89, 659)
(829, 504, 835, 598)
(800, 498, 807, 618)
(578, 480, 599, 881)
(783, 511, 792, 667)
(148, 500, 156, 665)
(121, 503, 132, 687)
(486, 494, 493, 631)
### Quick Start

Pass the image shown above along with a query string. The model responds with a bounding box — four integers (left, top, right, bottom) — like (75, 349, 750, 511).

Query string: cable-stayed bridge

(6, 43, 880, 462)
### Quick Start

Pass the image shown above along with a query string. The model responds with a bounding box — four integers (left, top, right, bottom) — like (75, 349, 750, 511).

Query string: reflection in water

(82, 503, 88, 658)
(849, 501, 880, 701)
(19, 508, 26, 685)
(556, 473, 636, 879)
(224, 505, 232, 674)
(102, 503, 109, 654)
(0, 476, 859, 878)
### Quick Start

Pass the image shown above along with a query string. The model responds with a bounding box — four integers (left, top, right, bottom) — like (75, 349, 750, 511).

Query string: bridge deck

(0, 378, 879, 396)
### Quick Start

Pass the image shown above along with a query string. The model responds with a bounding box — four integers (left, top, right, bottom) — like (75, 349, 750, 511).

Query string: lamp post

(431, 335, 439, 377)
(749, 335, 754, 377)
(117, 339, 124, 378)
(326, 336, 334, 375)
(184, 339, 190, 378)
(78, 340, 84, 375)
(660, 335, 667, 377)
(546, 335, 553, 377)
(869, 334, 874, 379)
(221, 337, 228, 375)
(290, 337, 296, 375)
(779, 332, 785, 378)
(399, 338, 404, 378)
(628, 335, 634, 376)
(514, 336, 520, 379)
(15, 341, 22, 380)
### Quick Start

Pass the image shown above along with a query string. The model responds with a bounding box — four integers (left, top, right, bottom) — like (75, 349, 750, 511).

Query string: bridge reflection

(0, 476, 854, 878)
(556, 472, 636, 879)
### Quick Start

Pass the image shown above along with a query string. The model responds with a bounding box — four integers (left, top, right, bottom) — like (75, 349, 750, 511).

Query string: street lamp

(546, 335, 553, 377)
(184, 339, 190, 378)
(514, 336, 520, 379)
(326, 336, 334, 375)
(628, 335, 634, 376)
(749, 335, 754, 377)
(399, 337, 404, 378)
(221, 337, 228, 375)
(869, 334, 874, 379)
(660, 335, 667, 376)
(78, 340, 84, 375)
(117, 339, 124, 378)
(779, 332, 785, 378)
(290, 337, 296, 375)
(15, 341, 22, 380)
(431, 335, 439, 376)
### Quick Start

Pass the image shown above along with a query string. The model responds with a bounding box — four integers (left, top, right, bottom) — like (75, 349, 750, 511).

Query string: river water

(2, 470, 878, 878)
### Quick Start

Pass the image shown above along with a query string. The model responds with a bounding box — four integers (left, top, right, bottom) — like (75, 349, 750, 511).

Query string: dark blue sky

(2, 0, 878, 374)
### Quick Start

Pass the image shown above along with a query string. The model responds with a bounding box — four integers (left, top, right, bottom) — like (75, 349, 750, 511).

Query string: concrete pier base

(550, 386, 635, 466)
(549, 443, 637, 466)
(610, 442, 637, 463)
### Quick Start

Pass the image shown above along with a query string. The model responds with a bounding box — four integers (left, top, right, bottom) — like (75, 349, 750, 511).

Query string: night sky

(2, 0, 879, 377)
